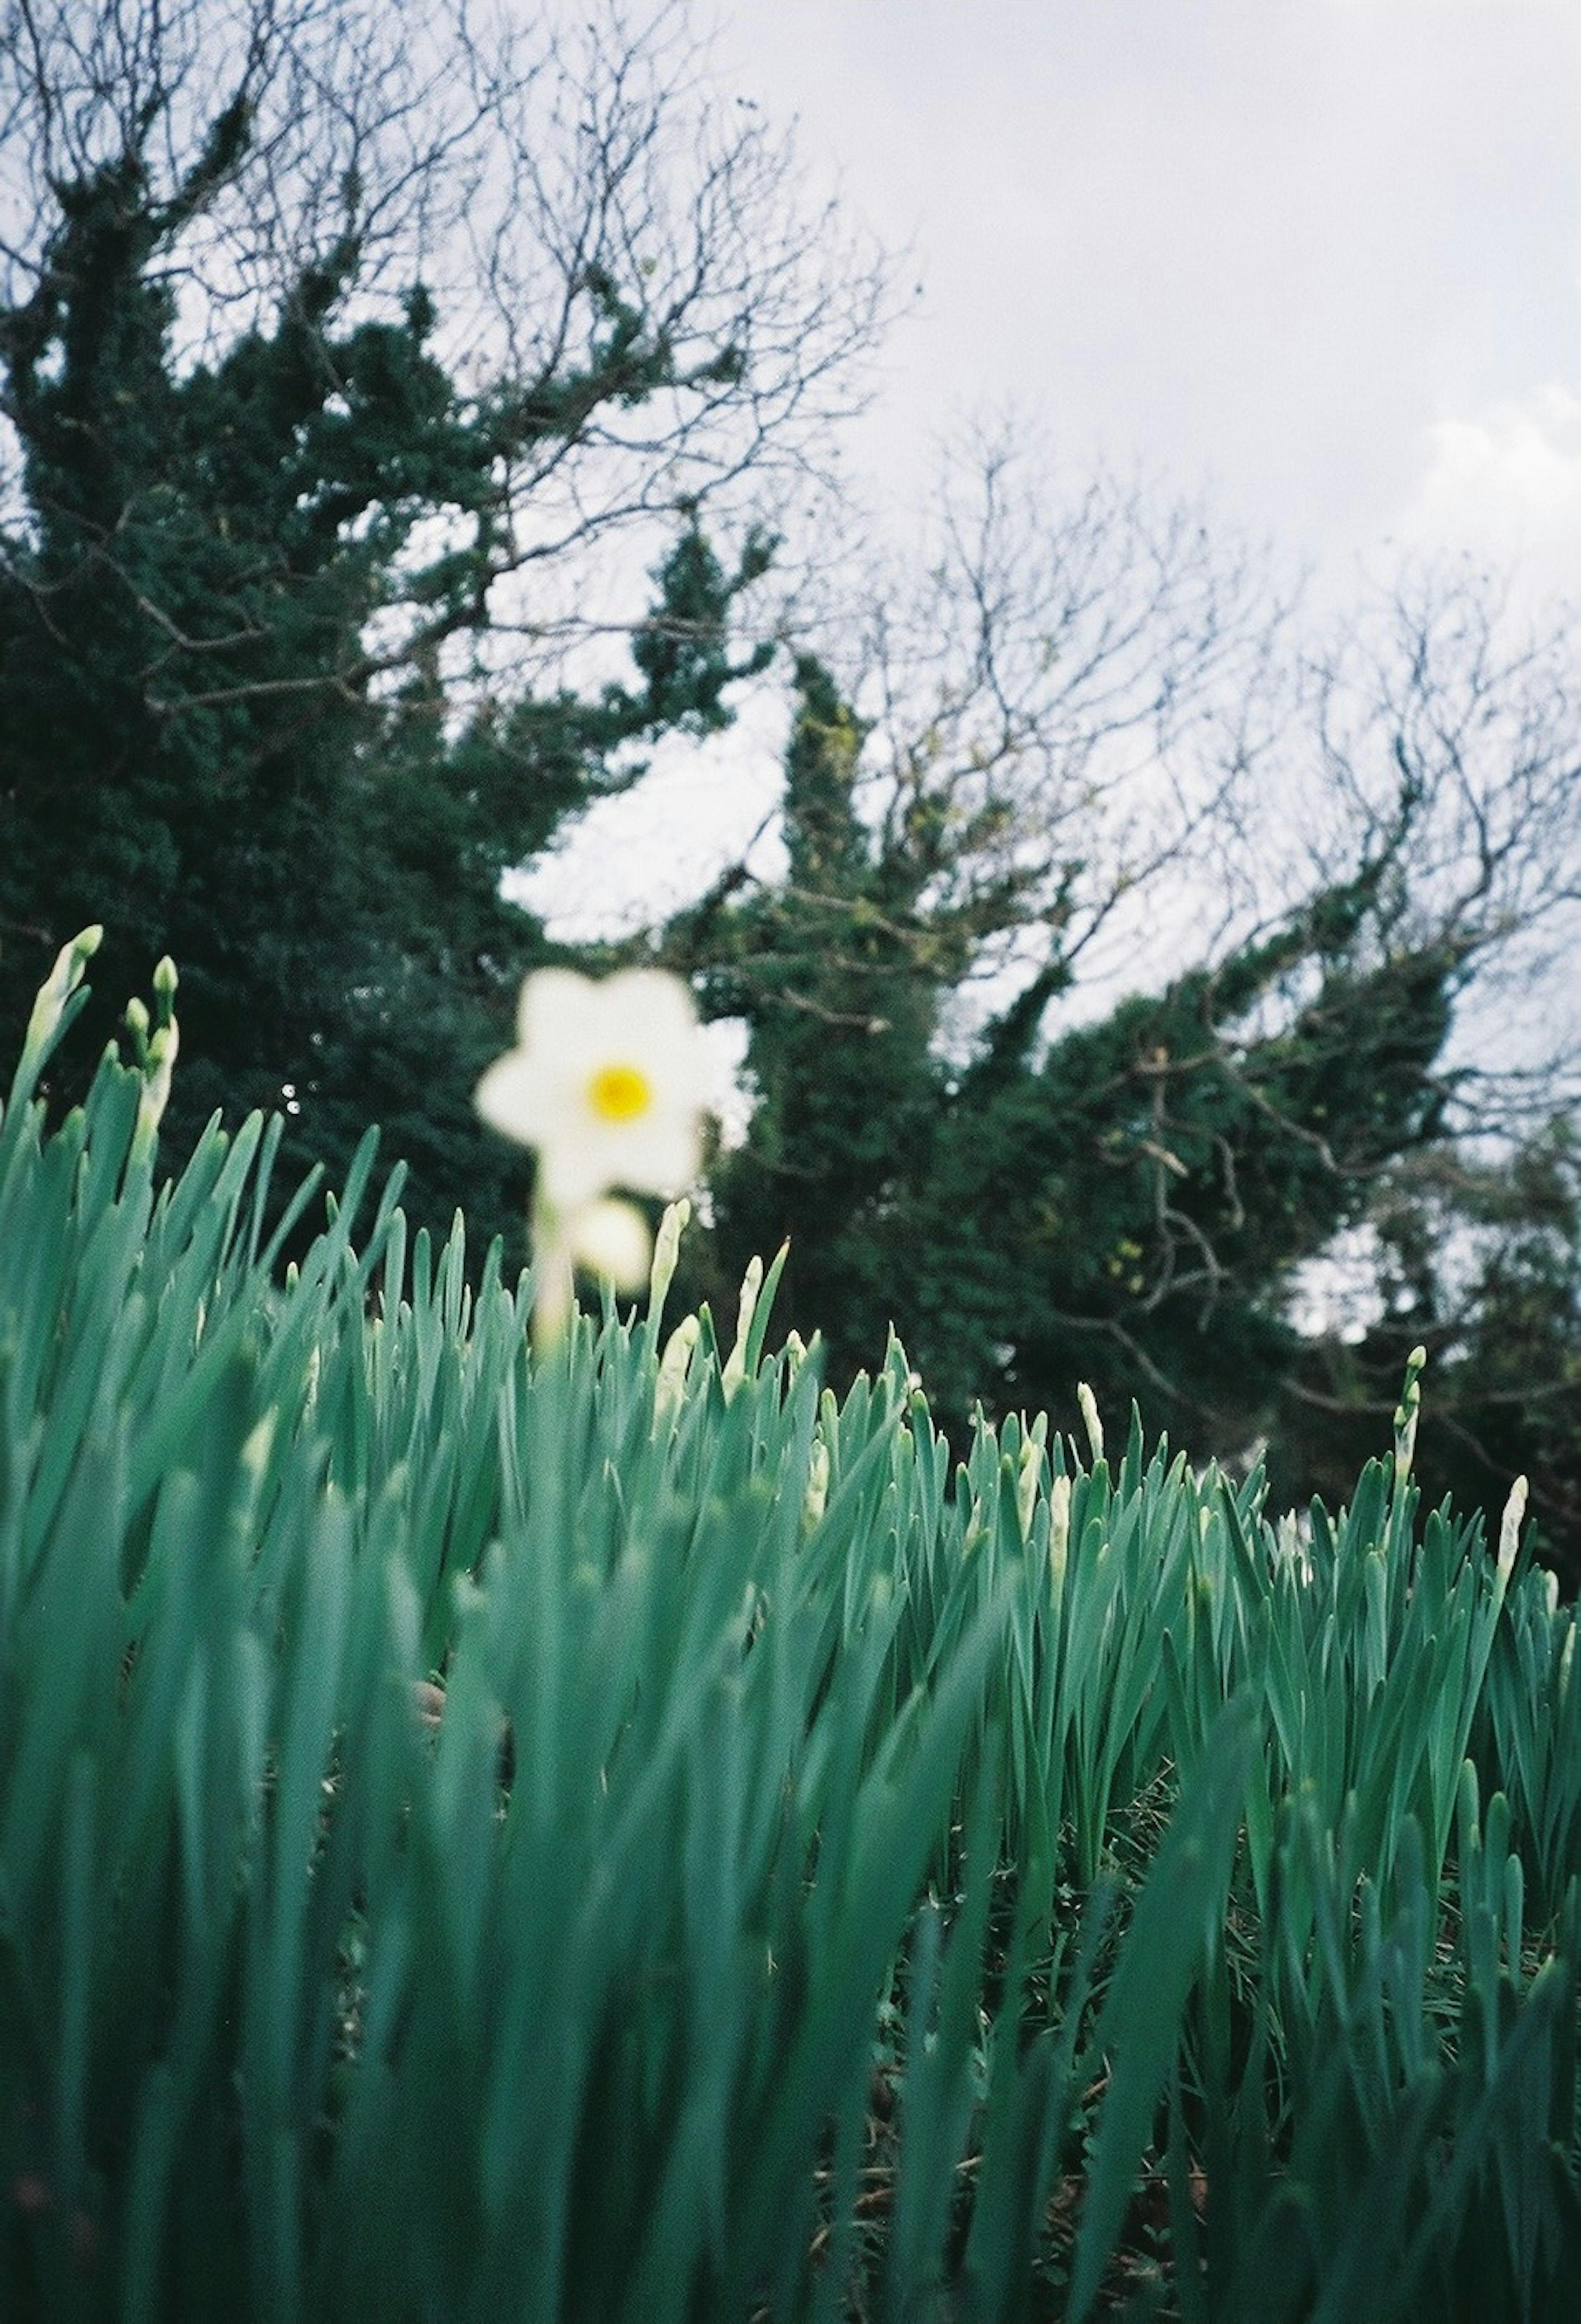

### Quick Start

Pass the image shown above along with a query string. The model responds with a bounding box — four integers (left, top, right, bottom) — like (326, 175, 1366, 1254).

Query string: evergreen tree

(672, 585, 1581, 1584)
(0, 0, 876, 1248)
(686, 658, 1452, 1426)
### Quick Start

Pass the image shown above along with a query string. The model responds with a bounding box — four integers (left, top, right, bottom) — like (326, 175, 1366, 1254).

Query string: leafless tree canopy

(1297, 572, 1581, 1117)
(840, 434, 1295, 991)
(802, 441, 1581, 1100)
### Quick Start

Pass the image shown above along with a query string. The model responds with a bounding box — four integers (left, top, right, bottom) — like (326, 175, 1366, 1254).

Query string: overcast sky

(522, 0, 1581, 952)
(719, 0, 1581, 600)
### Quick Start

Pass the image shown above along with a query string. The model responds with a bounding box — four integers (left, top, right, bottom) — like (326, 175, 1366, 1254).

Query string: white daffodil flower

(476, 966, 710, 1209)
(476, 967, 710, 1344)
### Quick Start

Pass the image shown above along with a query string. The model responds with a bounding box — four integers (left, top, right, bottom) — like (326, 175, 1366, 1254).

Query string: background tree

(0, 0, 882, 1243)
(669, 443, 1291, 1320)
(1264, 582, 1581, 1566)
(663, 453, 1581, 1581)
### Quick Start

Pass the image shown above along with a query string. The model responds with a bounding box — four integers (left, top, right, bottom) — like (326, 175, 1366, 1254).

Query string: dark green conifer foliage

(688, 656, 976, 1361)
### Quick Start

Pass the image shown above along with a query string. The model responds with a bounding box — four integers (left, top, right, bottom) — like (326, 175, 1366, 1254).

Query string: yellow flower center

(587, 1061, 653, 1123)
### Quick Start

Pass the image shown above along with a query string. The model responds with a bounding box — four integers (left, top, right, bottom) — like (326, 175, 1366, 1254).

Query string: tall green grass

(2, 948, 1577, 2318)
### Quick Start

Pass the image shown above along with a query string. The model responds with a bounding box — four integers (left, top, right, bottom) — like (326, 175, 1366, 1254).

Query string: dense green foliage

(4, 950, 1580, 2318)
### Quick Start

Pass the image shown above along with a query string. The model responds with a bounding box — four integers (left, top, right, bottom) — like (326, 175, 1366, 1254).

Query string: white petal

(548, 1106, 703, 1206)
(536, 1134, 627, 1210)
(608, 1108, 704, 1195)
(516, 965, 598, 1049)
(476, 1050, 553, 1145)
(597, 968, 702, 1048)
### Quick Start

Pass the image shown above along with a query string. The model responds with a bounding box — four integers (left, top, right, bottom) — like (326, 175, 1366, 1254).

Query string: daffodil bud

(648, 1196, 690, 1320)
(1076, 1381, 1104, 1467)
(1016, 1430, 1041, 1542)
(654, 1312, 701, 1427)
(802, 1436, 830, 1532)
(1393, 1345, 1427, 1484)
(20, 925, 102, 1070)
(722, 1253, 764, 1401)
(134, 1018, 179, 1143)
(1048, 1471, 1071, 1605)
(1497, 1474, 1527, 1586)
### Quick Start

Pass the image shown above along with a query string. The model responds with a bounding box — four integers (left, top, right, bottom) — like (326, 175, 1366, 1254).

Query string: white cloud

(1399, 383, 1581, 607)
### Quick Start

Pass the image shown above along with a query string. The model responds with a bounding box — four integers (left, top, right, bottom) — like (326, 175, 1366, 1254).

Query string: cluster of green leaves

(3, 960, 1579, 2319)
